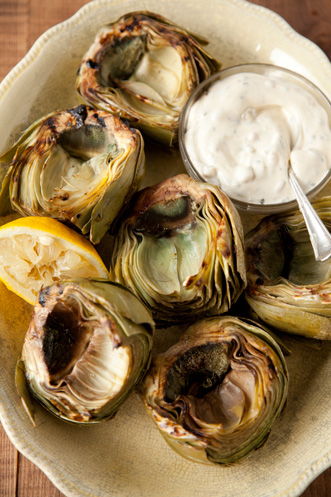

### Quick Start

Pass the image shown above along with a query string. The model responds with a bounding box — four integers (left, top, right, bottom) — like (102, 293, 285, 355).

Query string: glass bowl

(179, 63, 331, 214)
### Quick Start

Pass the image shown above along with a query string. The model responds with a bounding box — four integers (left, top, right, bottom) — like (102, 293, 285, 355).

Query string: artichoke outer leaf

(15, 358, 36, 426)
(0, 119, 45, 216)
(246, 294, 331, 340)
(89, 141, 145, 244)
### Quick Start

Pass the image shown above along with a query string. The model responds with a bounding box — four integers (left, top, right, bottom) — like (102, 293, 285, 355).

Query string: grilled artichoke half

(245, 196, 331, 339)
(76, 11, 221, 145)
(141, 316, 288, 465)
(0, 105, 145, 244)
(17, 278, 154, 424)
(109, 174, 246, 324)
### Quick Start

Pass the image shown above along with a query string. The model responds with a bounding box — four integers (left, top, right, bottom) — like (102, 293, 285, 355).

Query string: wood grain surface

(0, 1, 330, 496)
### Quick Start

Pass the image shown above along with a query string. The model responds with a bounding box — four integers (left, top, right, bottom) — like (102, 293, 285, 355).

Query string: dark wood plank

(0, 423, 18, 497)
(17, 448, 63, 497)
(252, 0, 331, 59)
(301, 467, 331, 497)
(0, 0, 29, 80)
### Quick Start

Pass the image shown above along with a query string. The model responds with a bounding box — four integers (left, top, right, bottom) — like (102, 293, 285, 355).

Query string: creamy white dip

(184, 72, 331, 205)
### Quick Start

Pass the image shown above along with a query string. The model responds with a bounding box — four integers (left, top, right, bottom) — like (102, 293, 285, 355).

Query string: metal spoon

(288, 165, 331, 262)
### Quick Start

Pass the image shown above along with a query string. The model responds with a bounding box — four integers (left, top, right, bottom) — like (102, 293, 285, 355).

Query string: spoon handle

(288, 169, 331, 262)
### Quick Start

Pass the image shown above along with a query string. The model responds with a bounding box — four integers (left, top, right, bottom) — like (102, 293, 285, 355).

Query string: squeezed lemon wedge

(0, 216, 108, 305)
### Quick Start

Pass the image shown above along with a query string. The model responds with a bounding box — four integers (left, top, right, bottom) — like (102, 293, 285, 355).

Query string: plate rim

(1, 0, 331, 103)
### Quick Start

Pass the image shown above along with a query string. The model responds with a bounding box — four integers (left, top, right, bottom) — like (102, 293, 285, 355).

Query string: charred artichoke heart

(0, 105, 145, 244)
(245, 196, 331, 340)
(141, 316, 288, 465)
(109, 174, 246, 324)
(18, 278, 154, 423)
(76, 11, 221, 145)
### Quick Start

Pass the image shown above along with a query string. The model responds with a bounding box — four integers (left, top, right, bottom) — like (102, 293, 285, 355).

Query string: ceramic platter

(0, 1, 330, 496)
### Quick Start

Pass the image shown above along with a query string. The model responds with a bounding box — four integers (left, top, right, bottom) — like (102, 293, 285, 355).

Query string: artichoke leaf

(15, 359, 36, 426)
(130, 45, 183, 102)
(89, 141, 144, 242)
(0, 120, 44, 215)
(136, 236, 181, 295)
(134, 223, 207, 298)
(246, 294, 331, 340)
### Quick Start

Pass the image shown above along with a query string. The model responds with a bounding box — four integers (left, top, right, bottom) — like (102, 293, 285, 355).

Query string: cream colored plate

(0, 1, 330, 496)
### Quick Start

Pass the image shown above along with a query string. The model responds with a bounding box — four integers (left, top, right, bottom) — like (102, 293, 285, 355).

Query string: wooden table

(0, 1, 330, 496)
